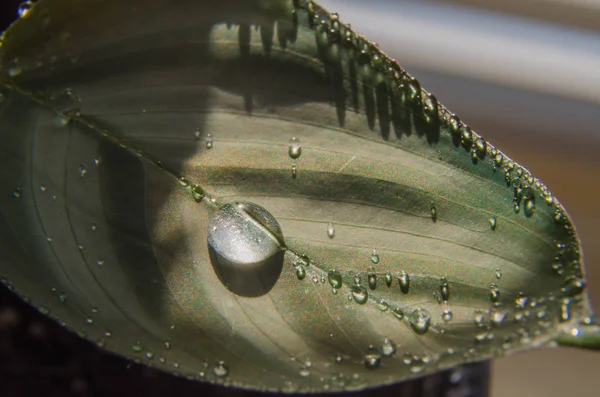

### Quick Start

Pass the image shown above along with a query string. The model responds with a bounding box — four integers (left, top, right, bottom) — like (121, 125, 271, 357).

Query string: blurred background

(319, 1, 600, 396)
(1, 0, 600, 396)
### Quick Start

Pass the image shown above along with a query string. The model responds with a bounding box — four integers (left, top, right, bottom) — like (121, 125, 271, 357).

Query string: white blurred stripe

(318, 0, 600, 106)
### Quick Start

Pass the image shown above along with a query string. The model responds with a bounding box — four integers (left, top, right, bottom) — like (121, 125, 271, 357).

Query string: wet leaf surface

(0, 0, 594, 392)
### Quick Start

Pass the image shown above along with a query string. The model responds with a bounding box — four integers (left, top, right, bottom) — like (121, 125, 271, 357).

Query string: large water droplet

(409, 308, 431, 335)
(53, 88, 82, 118)
(327, 269, 342, 289)
(288, 137, 302, 159)
(207, 202, 285, 297)
(398, 271, 410, 294)
(191, 185, 205, 202)
(350, 285, 368, 305)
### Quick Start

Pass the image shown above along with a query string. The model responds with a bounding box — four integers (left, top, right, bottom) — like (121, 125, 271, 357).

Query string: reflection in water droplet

(350, 285, 368, 305)
(398, 271, 410, 294)
(367, 269, 377, 290)
(327, 223, 335, 238)
(205, 134, 213, 149)
(53, 88, 82, 118)
(213, 361, 229, 378)
(288, 137, 302, 159)
(409, 308, 431, 335)
(489, 216, 497, 231)
(327, 269, 342, 289)
(17, 1, 33, 18)
(364, 346, 381, 370)
(442, 309, 453, 322)
(370, 250, 379, 264)
(381, 338, 396, 357)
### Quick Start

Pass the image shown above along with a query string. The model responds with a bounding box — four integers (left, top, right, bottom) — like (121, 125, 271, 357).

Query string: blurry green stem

(556, 322, 600, 350)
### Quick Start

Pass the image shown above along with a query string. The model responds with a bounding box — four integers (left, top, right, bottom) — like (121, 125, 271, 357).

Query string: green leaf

(0, 0, 596, 392)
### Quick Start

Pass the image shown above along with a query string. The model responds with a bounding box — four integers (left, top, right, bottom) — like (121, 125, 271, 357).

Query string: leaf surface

(0, 0, 594, 392)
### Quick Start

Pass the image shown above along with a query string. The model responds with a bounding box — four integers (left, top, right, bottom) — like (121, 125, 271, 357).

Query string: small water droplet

(17, 1, 33, 18)
(489, 284, 500, 303)
(191, 185, 205, 202)
(79, 164, 88, 178)
(38, 305, 50, 315)
(381, 338, 396, 357)
(473, 311, 485, 324)
(90, 223, 98, 232)
(441, 309, 453, 322)
(46, 236, 53, 243)
(384, 271, 393, 287)
(164, 340, 171, 349)
(409, 308, 431, 335)
(131, 342, 143, 352)
(145, 351, 154, 360)
(96, 258, 105, 266)
(370, 250, 379, 264)
(12, 188, 22, 198)
(495, 268, 502, 279)
(58, 292, 67, 303)
(350, 285, 368, 305)
(327, 223, 335, 238)
(53, 88, 82, 118)
(440, 278, 450, 301)
(560, 299, 572, 322)
(194, 127, 201, 140)
(335, 353, 343, 363)
(489, 216, 497, 231)
(367, 269, 377, 290)
(39, 185, 47, 192)
(178, 177, 190, 187)
(364, 346, 381, 370)
(288, 137, 302, 159)
(291, 164, 297, 179)
(93, 158, 101, 167)
(392, 306, 404, 320)
(213, 361, 229, 378)
(515, 293, 528, 309)
(295, 265, 306, 280)
(523, 197, 536, 218)
(398, 271, 410, 294)
(205, 134, 213, 149)
(85, 316, 94, 324)
(561, 276, 585, 297)
(430, 201, 437, 222)
(327, 269, 342, 289)
(490, 308, 507, 325)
